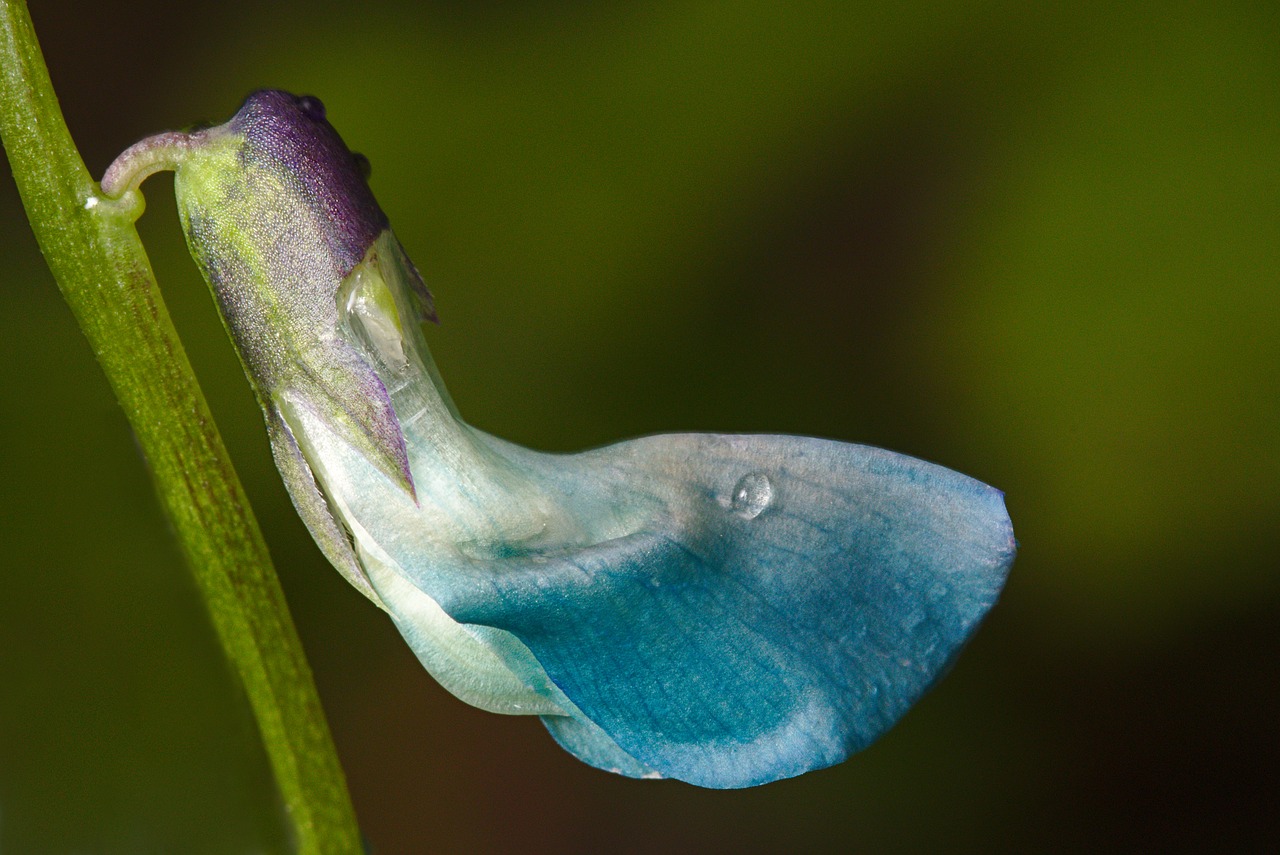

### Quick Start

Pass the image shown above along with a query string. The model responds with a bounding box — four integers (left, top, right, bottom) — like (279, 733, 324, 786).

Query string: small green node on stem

(83, 186, 145, 221)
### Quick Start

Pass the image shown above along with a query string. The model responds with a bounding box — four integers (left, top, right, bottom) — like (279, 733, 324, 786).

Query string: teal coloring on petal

(103, 89, 1016, 788)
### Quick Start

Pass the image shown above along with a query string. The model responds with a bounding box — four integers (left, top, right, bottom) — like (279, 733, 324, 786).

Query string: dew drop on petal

(296, 95, 326, 121)
(730, 472, 773, 520)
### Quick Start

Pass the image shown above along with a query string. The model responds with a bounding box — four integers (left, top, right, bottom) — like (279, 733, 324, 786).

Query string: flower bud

(103, 90, 434, 604)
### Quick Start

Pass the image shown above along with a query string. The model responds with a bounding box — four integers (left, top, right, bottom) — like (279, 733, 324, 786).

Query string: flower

(103, 90, 1016, 789)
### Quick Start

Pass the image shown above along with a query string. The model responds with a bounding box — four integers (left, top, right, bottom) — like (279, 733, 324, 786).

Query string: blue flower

(104, 90, 1015, 788)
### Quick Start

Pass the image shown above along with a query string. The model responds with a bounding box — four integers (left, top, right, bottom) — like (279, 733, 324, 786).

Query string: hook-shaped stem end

(100, 130, 195, 198)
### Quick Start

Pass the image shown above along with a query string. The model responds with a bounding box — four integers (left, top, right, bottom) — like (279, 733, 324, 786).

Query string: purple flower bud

(104, 90, 437, 603)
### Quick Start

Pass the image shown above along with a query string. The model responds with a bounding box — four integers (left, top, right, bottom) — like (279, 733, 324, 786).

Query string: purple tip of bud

(230, 89, 389, 276)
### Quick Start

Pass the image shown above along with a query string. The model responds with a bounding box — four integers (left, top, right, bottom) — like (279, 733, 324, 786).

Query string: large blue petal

(422, 433, 1014, 789)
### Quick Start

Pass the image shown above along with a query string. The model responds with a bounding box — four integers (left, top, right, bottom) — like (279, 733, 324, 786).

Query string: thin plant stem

(0, 2, 362, 851)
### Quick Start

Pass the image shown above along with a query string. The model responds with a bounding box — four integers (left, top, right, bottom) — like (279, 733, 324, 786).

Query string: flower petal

(375, 433, 1014, 788)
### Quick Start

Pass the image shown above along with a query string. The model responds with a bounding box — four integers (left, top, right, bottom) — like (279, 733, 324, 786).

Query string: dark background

(2, 1, 1277, 852)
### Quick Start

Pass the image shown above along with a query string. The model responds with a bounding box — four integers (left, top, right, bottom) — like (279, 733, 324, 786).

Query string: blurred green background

(2, 0, 1276, 851)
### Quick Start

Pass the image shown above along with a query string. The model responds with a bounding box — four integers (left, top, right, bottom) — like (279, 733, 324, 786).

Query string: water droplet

(352, 151, 372, 179)
(296, 95, 326, 120)
(730, 472, 773, 519)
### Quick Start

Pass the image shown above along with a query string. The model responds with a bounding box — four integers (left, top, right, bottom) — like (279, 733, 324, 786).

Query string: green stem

(0, 3, 362, 852)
